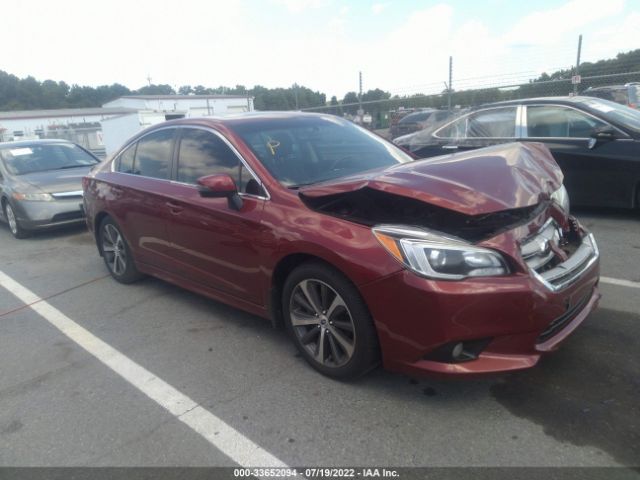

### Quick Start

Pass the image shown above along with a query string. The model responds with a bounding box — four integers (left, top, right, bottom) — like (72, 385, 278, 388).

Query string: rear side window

(134, 129, 175, 179)
(436, 107, 516, 139)
(177, 129, 240, 185)
(467, 108, 516, 138)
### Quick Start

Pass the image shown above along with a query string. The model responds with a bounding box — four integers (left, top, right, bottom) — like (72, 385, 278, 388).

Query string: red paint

(197, 174, 237, 195)
(300, 142, 563, 215)
(83, 114, 599, 377)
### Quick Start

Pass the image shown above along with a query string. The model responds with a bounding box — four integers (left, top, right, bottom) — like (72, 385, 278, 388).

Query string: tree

(342, 91, 359, 114)
(135, 84, 175, 95)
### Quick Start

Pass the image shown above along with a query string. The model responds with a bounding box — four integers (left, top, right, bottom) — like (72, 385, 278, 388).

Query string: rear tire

(282, 261, 379, 380)
(98, 216, 144, 284)
(3, 202, 30, 239)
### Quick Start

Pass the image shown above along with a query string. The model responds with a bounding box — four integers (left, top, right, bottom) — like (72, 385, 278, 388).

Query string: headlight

(551, 184, 570, 213)
(12, 192, 53, 201)
(373, 225, 509, 280)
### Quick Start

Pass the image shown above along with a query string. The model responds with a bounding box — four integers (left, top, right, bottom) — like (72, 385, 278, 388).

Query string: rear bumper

(360, 239, 600, 377)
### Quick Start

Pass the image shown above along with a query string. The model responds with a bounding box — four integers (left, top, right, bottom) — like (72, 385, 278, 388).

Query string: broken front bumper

(359, 229, 600, 377)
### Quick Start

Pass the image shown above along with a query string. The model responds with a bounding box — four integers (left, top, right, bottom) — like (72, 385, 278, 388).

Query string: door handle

(166, 201, 184, 214)
(442, 145, 458, 150)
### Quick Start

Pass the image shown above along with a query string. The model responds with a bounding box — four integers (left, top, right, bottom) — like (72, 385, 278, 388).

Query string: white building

(100, 94, 254, 155)
(0, 107, 136, 156)
(0, 94, 255, 157)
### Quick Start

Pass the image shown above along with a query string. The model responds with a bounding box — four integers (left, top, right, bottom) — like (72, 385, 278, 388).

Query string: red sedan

(82, 113, 600, 379)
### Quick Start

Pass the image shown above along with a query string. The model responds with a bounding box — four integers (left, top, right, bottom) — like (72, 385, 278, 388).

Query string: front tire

(282, 262, 379, 379)
(3, 202, 30, 239)
(99, 216, 144, 284)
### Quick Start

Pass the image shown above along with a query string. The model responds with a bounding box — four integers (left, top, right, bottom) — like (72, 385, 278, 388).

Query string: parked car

(582, 83, 639, 109)
(0, 139, 99, 238)
(388, 108, 420, 138)
(394, 96, 640, 209)
(390, 109, 455, 139)
(83, 113, 600, 379)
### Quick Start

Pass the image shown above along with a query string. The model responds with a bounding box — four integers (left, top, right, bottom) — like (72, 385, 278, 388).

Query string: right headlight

(551, 184, 570, 213)
(12, 191, 53, 202)
(373, 225, 510, 280)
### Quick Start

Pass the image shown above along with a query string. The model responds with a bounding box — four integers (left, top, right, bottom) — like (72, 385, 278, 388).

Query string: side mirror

(588, 126, 616, 149)
(197, 174, 243, 210)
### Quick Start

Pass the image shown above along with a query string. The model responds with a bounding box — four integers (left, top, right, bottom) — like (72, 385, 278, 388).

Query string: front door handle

(442, 145, 459, 150)
(166, 201, 184, 214)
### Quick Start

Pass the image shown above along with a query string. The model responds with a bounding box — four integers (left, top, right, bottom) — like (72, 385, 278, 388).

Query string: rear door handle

(166, 201, 184, 214)
(442, 145, 458, 150)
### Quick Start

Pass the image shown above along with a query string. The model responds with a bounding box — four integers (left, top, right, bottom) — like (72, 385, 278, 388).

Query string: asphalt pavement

(0, 209, 638, 471)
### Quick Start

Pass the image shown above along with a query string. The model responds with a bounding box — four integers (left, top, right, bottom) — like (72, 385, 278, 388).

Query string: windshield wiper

(57, 164, 94, 170)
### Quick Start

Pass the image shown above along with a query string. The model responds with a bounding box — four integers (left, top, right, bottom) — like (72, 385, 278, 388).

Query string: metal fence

(301, 45, 640, 131)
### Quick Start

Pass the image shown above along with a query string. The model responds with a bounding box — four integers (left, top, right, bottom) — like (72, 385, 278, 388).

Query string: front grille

(520, 218, 598, 291)
(52, 211, 84, 222)
(520, 219, 561, 272)
(537, 291, 592, 343)
(51, 190, 83, 200)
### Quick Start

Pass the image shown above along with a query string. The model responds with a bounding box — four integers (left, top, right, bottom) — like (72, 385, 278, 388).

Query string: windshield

(577, 97, 640, 134)
(232, 116, 413, 187)
(0, 143, 98, 175)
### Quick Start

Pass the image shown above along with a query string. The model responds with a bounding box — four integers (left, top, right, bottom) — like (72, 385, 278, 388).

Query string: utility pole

(447, 56, 453, 111)
(293, 83, 299, 110)
(573, 34, 583, 95)
(358, 71, 364, 122)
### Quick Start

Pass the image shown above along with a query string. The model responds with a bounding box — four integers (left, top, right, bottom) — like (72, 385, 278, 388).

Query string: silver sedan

(0, 139, 99, 239)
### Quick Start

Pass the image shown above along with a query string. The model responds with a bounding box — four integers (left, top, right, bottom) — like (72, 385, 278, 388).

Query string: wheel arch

(94, 211, 110, 256)
(268, 253, 359, 329)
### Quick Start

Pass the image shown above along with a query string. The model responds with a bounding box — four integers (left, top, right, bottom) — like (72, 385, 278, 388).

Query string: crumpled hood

(300, 142, 563, 215)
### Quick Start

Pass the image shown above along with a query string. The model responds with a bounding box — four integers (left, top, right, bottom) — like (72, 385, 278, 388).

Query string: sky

(1, 0, 638, 99)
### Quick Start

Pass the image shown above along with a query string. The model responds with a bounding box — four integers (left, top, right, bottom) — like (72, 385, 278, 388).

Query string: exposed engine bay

(300, 187, 547, 243)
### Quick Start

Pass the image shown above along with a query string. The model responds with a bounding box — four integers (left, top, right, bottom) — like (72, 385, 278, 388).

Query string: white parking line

(601, 276, 640, 290)
(0, 270, 288, 469)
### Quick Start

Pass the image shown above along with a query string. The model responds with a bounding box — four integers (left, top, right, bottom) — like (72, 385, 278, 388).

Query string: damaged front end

(299, 142, 564, 243)
(300, 186, 547, 243)
(296, 142, 600, 375)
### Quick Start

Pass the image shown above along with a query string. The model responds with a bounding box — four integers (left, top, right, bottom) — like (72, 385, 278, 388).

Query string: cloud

(502, 0, 626, 47)
(0, 0, 634, 101)
(371, 3, 387, 15)
(270, 0, 328, 13)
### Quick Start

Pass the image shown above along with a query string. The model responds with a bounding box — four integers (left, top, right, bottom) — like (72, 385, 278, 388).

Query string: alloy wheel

(102, 223, 127, 276)
(289, 279, 356, 368)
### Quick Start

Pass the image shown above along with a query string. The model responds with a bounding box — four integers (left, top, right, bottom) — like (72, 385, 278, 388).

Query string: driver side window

(177, 128, 265, 196)
(526, 106, 608, 138)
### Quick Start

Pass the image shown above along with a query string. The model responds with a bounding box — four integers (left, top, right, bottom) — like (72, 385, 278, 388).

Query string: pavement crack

(0, 274, 110, 318)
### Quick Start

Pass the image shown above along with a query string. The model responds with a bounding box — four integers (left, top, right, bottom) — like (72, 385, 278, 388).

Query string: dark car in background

(0, 139, 99, 238)
(390, 109, 455, 139)
(395, 96, 640, 209)
(583, 83, 639, 109)
(388, 109, 415, 138)
(83, 113, 599, 380)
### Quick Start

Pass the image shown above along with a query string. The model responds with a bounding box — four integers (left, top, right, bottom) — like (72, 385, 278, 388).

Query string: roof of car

(159, 111, 342, 128)
(399, 109, 438, 121)
(584, 85, 628, 91)
(0, 139, 75, 149)
(474, 95, 593, 110)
